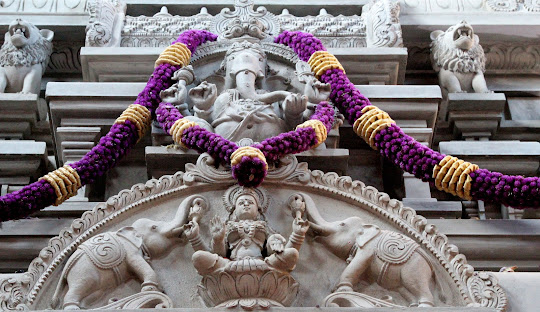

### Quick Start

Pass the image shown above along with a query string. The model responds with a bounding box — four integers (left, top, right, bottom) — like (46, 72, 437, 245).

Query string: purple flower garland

(275, 30, 540, 209)
(0, 30, 217, 221)
(155, 100, 334, 187)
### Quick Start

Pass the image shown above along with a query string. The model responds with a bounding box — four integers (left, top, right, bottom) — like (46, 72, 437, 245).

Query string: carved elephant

(51, 195, 207, 310)
(289, 193, 441, 307)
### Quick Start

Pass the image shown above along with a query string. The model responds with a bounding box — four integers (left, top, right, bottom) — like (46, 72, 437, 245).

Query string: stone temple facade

(0, 0, 539, 311)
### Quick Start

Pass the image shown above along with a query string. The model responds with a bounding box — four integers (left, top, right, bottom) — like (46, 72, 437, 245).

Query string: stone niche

(1, 154, 506, 311)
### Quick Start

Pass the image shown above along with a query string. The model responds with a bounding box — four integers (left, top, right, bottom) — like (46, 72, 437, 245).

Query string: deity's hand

(210, 215, 226, 240)
(159, 83, 187, 105)
(305, 78, 331, 103)
(267, 234, 286, 254)
(183, 220, 200, 240)
(189, 81, 217, 111)
(292, 218, 310, 236)
(283, 93, 308, 117)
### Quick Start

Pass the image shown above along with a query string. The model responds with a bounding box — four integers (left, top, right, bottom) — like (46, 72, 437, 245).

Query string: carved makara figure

(291, 193, 443, 308)
(184, 186, 309, 308)
(430, 20, 490, 94)
(0, 19, 54, 94)
(161, 40, 330, 143)
(51, 195, 207, 310)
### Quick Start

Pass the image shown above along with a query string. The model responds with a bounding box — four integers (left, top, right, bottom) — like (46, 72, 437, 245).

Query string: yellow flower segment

(115, 104, 152, 142)
(307, 51, 345, 79)
(170, 118, 198, 149)
(231, 146, 268, 171)
(433, 156, 479, 200)
(39, 165, 81, 205)
(155, 42, 192, 68)
(353, 105, 395, 149)
(296, 119, 328, 148)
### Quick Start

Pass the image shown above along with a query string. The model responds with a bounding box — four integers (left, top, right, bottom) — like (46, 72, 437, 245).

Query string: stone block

(0, 140, 47, 180)
(439, 141, 540, 176)
(447, 92, 506, 139)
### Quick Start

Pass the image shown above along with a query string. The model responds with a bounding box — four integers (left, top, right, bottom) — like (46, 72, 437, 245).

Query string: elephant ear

(117, 226, 143, 248)
(356, 224, 381, 248)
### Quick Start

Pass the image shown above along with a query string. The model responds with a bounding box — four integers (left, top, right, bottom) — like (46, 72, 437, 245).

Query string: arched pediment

(2, 154, 506, 311)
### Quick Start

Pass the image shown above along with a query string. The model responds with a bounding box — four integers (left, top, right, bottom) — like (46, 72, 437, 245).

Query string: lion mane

(0, 36, 52, 70)
(430, 34, 486, 74)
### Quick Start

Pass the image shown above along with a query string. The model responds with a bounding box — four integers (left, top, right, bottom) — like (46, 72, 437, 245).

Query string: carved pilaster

(85, 0, 126, 47)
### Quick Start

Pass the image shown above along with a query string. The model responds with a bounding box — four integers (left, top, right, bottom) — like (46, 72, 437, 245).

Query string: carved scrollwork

(86, 0, 126, 47)
(0, 275, 31, 311)
(523, 0, 540, 11)
(467, 272, 508, 311)
(362, 0, 403, 48)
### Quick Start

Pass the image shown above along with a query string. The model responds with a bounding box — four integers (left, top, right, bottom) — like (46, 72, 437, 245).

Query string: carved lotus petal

(258, 271, 278, 298)
(239, 298, 258, 310)
(218, 272, 240, 300)
(236, 273, 258, 297)
(199, 275, 222, 305)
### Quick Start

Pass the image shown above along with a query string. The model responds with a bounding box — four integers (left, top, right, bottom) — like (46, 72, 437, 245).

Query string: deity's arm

(285, 218, 309, 251)
(282, 94, 308, 129)
(209, 216, 227, 257)
(184, 220, 210, 252)
(267, 233, 286, 255)
(189, 81, 218, 122)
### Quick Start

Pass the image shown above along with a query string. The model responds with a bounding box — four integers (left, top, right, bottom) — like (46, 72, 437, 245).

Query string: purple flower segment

(172, 30, 218, 54)
(0, 179, 56, 221)
(181, 126, 239, 165)
(311, 101, 335, 132)
(232, 157, 268, 187)
(373, 125, 445, 182)
(135, 63, 181, 114)
(71, 121, 139, 185)
(470, 169, 540, 208)
(320, 68, 372, 125)
(274, 31, 326, 62)
(156, 102, 184, 134)
(253, 128, 317, 162)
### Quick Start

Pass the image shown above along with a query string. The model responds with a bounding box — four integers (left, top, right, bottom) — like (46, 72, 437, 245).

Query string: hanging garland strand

(0, 30, 218, 221)
(275, 30, 540, 209)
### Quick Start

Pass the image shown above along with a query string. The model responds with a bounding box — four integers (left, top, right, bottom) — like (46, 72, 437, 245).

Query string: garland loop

(231, 146, 268, 171)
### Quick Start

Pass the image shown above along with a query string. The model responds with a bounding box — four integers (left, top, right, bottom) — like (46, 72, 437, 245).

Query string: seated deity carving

(159, 40, 331, 143)
(184, 186, 309, 309)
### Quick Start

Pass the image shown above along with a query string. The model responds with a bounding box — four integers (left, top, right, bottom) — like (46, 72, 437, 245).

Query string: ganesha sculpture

(160, 40, 331, 143)
(184, 186, 309, 309)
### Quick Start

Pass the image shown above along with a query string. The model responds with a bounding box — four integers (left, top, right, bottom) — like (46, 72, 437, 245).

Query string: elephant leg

(401, 256, 434, 307)
(397, 286, 418, 307)
(336, 250, 373, 292)
(63, 279, 97, 309)
(127, 254, 160, 291)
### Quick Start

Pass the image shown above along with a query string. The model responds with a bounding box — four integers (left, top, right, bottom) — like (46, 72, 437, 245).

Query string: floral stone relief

(0, 154, 507, 310)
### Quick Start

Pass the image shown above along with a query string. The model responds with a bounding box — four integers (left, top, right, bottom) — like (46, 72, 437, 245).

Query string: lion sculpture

(0, 18, 54, 94)
(430, 20, 490, 94)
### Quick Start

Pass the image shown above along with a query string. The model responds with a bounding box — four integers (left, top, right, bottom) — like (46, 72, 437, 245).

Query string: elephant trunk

(235, 71, 291, 104)
(298, 193, 333, 237)
(163, 195, 207, 238)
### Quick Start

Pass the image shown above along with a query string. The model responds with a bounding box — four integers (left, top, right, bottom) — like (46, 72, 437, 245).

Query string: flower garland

(0, 30, 218, 221)
(155, 100, 334, 187)
(275, 30, 540, 209)
(2, 28, 538, 222)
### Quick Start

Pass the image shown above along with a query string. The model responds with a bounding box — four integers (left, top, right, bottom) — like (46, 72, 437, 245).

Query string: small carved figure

(291, 193, 441, 307)
(50, 195, 207, 310)
(430, 20, 490, 94)
(185, 187, 309, 275)
(184, 41, 330, 142)
(0, 18, 54, 94)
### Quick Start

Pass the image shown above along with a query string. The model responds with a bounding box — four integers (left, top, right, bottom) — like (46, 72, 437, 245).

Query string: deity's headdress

(223, 185, 269, 214)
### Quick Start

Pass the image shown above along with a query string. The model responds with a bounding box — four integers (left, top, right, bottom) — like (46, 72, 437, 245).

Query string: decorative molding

(190, 41, 300, 65)
(119, 0, 402, 48)
(407, 42, 540, 74)
(47, 44, 82, 74)
(399, 0, 540, 13)
(0, 154, 506, 310)
(85, 0, 126, 47)
(0, 0, 87, 13)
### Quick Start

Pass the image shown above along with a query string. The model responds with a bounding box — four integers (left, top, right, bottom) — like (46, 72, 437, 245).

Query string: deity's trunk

(235, 71, 290, 103)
